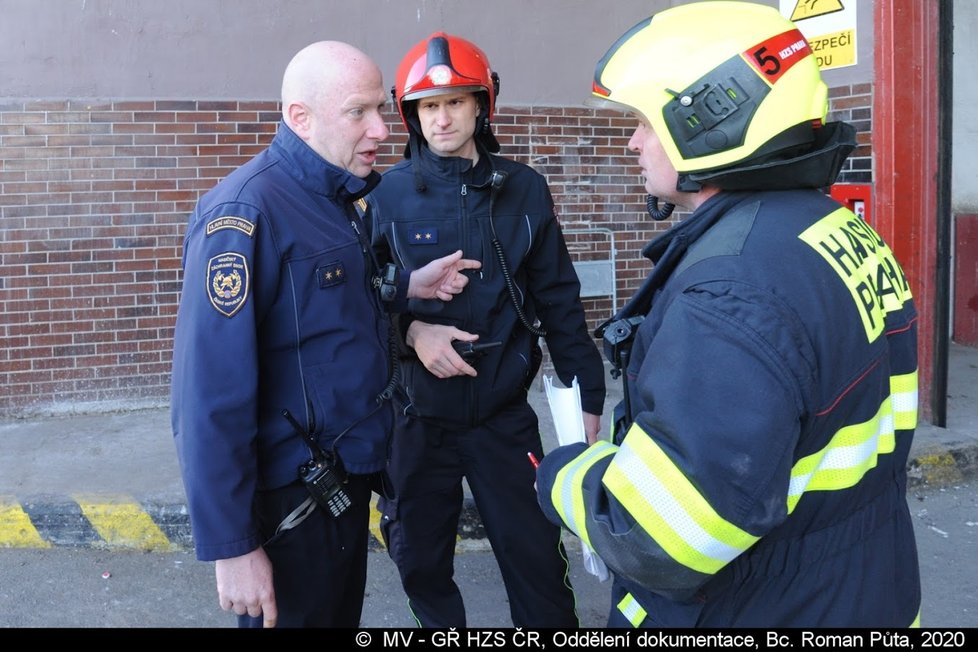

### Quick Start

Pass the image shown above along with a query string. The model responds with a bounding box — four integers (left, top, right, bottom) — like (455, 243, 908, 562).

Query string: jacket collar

(416, 142, 493, 183)
(270, 120, 380, 202)
(604, 190, 757, 329)
(642, 191, 755, 263)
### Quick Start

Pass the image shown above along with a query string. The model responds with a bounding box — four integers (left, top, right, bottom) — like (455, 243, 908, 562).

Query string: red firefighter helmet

(392, 32, 501, 152)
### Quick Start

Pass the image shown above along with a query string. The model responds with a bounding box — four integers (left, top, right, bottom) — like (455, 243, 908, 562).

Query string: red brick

(0, 88, 875, 414)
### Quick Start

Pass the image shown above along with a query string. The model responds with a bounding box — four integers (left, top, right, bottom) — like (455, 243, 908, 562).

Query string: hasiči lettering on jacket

(799, 207, 912, 342)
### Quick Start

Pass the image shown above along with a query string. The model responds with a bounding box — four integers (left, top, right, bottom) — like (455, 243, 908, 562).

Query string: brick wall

(0, 89, 872, 417)
(828, 83, 873, 184)
(0, 101, 280, 416)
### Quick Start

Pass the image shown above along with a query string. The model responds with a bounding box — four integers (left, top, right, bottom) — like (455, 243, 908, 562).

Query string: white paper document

(542, 375, 610, 582)
(543, 375, 587, 446)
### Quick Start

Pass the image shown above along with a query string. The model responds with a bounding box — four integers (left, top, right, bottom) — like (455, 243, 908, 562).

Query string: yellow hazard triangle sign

(790, 0, 844, 21)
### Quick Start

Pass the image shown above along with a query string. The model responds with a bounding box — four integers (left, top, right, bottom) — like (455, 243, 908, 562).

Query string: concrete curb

(0, 492, 490, 553)
(2, 444, 975, 553)
(907, 438, 978, 491)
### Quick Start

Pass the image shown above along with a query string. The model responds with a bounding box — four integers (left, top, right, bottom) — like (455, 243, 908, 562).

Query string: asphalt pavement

(1, 478, 974, 628)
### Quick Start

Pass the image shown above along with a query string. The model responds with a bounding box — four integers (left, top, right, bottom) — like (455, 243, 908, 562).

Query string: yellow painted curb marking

(915, 451, 964, 486)
(369, 494, 386, 550)
(74, 494, 175, 552)
(0, 496, 51, 548)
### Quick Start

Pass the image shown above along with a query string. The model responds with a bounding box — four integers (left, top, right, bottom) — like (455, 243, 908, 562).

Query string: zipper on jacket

(461, 184, 481, 281)
(460, 182, 480, 427)
(348, 216, 388, 351)
(348, 219, 371, 281)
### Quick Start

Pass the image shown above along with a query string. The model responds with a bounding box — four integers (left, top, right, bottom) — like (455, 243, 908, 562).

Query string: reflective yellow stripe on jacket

(617, 593, 647, 628)
(553, 370, 916, 581)
(604, 429, 760, 575)
(550, 441, 616, 549)
(891, 370, 919, 431)
(788, 370, 918, 513)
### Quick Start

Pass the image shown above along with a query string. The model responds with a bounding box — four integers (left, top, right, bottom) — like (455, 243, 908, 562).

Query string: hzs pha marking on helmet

(664, 28, 812, 160)
(743, 29, 812, 83)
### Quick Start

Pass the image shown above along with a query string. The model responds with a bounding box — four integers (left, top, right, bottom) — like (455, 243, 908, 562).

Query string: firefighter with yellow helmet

(535, 1, 922, 627)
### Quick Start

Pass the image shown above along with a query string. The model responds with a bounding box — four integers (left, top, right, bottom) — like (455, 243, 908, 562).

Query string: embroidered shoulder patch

(410, 227, 438, 244)
(207, 252, 250, 317)
(318, 261, 347, 288)
(206, 216, 256, 238)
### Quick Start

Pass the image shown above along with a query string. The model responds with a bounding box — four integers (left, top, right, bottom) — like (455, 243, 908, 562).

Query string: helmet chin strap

(646, 195, 675, 221)
(408, 132, 427, 192)
(475, 100, 500, 153)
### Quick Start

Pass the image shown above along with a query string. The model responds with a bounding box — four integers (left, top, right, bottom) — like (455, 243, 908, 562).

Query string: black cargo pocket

(369, 468, 395, 499)
(524, 337, 543, 390)
(377, 494, 399, 551)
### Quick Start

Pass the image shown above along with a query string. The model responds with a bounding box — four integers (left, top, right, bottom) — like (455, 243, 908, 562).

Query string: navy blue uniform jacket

(367, 148, 604, 425)
(171, 123, 395, 561)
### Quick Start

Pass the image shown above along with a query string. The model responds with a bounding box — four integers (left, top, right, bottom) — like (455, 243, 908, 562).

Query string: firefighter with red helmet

(535, 1, 922, 627)
(367, 32, 606, 627)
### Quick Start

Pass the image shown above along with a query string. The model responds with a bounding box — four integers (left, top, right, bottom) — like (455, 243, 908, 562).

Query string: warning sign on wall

(780, 0, 857, 70)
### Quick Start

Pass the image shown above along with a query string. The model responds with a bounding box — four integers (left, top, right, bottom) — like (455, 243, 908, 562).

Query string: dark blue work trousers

(379, 398, 579, 627)
(240, 474, 373, 628)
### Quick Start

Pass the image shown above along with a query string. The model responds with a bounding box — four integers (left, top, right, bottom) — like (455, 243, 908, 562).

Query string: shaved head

(282, 41, 380, 123)
(279, 41, 389, 176)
